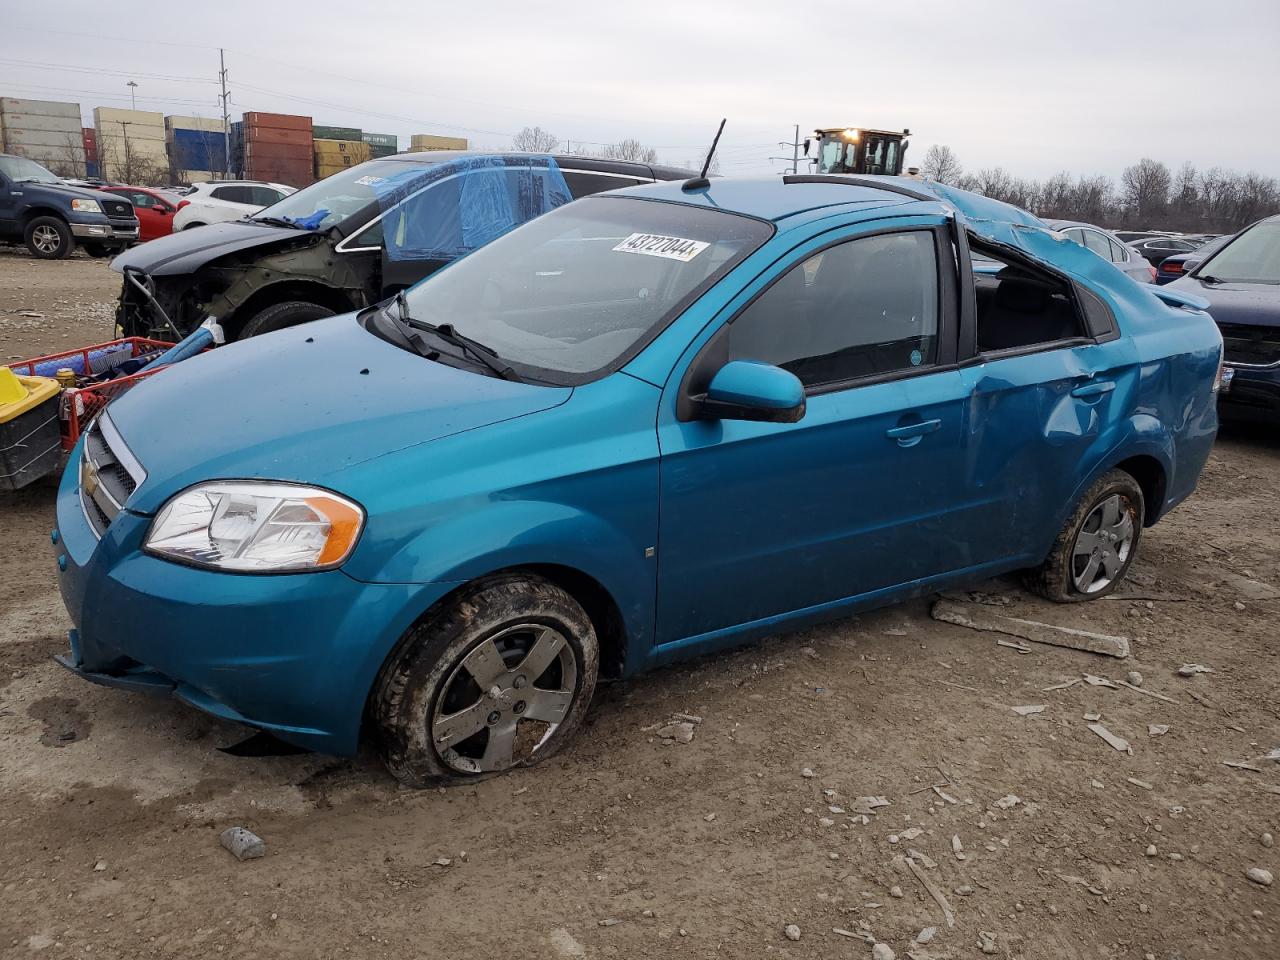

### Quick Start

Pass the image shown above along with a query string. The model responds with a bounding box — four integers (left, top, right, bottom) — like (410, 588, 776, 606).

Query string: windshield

(400, 196, 772, 381)
(0, 155, 62, 185)
(1197, 222, 1280, 283)
(254, 158, 441, 231)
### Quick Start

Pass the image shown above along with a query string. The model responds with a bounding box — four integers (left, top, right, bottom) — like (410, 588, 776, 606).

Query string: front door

(654, 222, 975, 648)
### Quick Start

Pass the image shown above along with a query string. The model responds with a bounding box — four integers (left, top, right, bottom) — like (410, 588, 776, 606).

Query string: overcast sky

(4, 0, 1278, 181)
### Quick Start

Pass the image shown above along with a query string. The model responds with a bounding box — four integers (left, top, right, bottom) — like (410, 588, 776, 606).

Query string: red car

(98, 186, 185, 243)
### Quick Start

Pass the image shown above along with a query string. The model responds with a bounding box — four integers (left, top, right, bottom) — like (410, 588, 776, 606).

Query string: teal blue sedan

(55, 175, 1223, 785)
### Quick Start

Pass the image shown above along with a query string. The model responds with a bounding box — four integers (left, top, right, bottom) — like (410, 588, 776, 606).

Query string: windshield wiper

(391, 291, 522, 382)
(251, 215, 306, 230)
(1198, 274, 1225, 285)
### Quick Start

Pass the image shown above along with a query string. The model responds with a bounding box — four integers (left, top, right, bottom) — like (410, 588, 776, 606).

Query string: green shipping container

(368, 143, 397, 158)
(361, 131, 397, 149)
(313, 124, 362, 141)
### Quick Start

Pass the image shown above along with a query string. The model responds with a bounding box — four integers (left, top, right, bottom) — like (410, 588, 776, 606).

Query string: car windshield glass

(253, 159, 441, 230)
(401, 196, 772, 380)
(0, 155, 62, 184)
(1197, 222, 1280, 283)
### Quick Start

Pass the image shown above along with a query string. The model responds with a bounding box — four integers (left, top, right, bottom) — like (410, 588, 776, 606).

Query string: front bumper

(1219, 365, 1280, 421)
(53, 447, 455, 754)
(70, 218, 140, 243)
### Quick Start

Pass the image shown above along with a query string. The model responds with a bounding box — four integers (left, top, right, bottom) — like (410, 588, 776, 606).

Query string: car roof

(371, 150, 697, 179)
(608, 175, 1049, 231)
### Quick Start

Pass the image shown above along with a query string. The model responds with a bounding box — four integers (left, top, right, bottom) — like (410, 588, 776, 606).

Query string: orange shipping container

(243, 126, 313, 148)
(242, 112, 312, 132)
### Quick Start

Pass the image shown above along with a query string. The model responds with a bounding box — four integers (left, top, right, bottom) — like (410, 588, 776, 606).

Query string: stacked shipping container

(93, 107, 166, 182)
(165, 115, 227, 182)
(242, 112, 314, 187)
(313, 124, 361, 141)
(362, 131, 398, 158)
(313, 138, 371, 179)
(0, 98, 86, 176)
(410, 134, 468, 152)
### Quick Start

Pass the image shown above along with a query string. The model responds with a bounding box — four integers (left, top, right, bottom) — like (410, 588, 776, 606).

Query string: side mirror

(698, 360, 805, 423)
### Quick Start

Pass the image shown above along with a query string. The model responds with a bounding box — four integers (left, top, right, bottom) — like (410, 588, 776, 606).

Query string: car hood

(19, 180, 118, 204)
(106, 313, 571, 514)
(1166, 276, 1280, 328)
(110, 219, 319, 276)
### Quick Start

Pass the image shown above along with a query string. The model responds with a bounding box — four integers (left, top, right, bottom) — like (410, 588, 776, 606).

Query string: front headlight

(145, 481, 364, 573)
(71, 198, 103, 213)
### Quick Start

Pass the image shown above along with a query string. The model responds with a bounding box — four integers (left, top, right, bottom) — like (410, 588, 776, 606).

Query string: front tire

(82, 242, 114, 258)
(25, 216, 74, 259)
(373, 575, 600, 787)
(1028, 469, 1144, 602)
(238, 300, 335, 339)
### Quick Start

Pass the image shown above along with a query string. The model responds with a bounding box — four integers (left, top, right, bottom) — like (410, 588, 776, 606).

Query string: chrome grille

(79, 416, 145, 539)
(1220, 323, 1280, 368)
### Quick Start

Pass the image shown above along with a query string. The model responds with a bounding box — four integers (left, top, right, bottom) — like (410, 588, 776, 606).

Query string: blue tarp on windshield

(372, 155, 571, 262)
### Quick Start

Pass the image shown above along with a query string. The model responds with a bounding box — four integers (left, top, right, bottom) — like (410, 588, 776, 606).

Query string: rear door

(655, 218, 976, 647)
(958, 236, 1140, 565)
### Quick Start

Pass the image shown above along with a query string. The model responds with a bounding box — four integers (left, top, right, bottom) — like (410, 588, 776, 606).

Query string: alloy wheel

(1071, 493, 1135, 594)
(431, 623, 579, 774)
(31, 225, 61, 254)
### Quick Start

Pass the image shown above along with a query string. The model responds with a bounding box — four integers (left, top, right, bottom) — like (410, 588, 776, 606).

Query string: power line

(0, 57, 215, 85)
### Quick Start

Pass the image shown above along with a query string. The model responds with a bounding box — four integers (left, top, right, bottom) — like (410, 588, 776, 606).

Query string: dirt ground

(1, 250, 1278, 960)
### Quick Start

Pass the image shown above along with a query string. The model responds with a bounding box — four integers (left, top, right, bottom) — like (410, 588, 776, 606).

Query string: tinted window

(400, 196, 771, 380)
(728, 231, 939, 387)
(211, 185, 252, 203)
(350, 218, 384, 248)
(972, 244, 1086, 352)
(562, 171, 650, 198)
(250, 186, 285, 206)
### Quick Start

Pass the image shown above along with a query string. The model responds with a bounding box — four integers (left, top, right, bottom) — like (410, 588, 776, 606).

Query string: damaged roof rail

(781, 174, 935, 202)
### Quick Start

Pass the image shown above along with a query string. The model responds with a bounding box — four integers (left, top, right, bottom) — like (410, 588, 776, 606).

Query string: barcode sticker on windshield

(354, 175, 386, 186)
(613, 233, 709, 262)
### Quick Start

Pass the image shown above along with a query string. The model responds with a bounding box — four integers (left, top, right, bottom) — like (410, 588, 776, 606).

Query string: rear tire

(25, 216, 74, 259)
(373, 574, 600, 788)
(238, 300, 336, 339)
(1027, 469, 1144, 603)
(82, 242, 113, 258)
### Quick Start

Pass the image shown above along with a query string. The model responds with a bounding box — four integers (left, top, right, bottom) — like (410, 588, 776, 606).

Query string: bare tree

(96, 131, 168, 185)
(1121, 158, 1172, 225)
(920, 144, 963, 184)
(597, 139, 658, 164)
(512, 126, 560, 153)
(37, 132, 89, 179)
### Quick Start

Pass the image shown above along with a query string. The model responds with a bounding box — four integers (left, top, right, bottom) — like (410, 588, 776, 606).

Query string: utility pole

(218, 48, 232, 179)
(770, 124, 803, 175)
(127, 80, 137, 110)
(119, 120, 132, 182)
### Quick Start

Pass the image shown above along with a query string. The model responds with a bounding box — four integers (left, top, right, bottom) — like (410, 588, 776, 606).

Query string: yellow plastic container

(0, 367, 61, 490)
(0, 367, 58, 422)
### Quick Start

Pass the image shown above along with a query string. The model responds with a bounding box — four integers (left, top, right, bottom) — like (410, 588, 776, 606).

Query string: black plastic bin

(0, 387, 61, 491)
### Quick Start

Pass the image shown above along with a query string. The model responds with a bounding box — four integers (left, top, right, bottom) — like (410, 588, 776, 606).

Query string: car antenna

(682, 118, 725, 192)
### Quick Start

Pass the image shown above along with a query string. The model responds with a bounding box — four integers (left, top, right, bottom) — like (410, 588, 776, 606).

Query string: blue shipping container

(170, 128, 228, 174)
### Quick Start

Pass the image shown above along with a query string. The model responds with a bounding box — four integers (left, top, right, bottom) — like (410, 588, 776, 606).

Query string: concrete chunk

(931, 599, 1130, 658)
(219, 826, 265, 861)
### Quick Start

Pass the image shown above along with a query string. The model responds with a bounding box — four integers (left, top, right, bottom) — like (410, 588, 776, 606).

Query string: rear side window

(728, 230, 940, 387)
(562, 171, 650, 197)
(1107, 238, 1129, 262)
(1082, 230, 1112, 259)
(971, 244, 1087, 352)
(250, 186, 285, 206)
(211, 185, 252, 203)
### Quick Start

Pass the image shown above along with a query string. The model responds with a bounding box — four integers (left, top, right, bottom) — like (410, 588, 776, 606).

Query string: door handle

(1070, 380, 1116, 399)
(886, 418, 942, 446)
